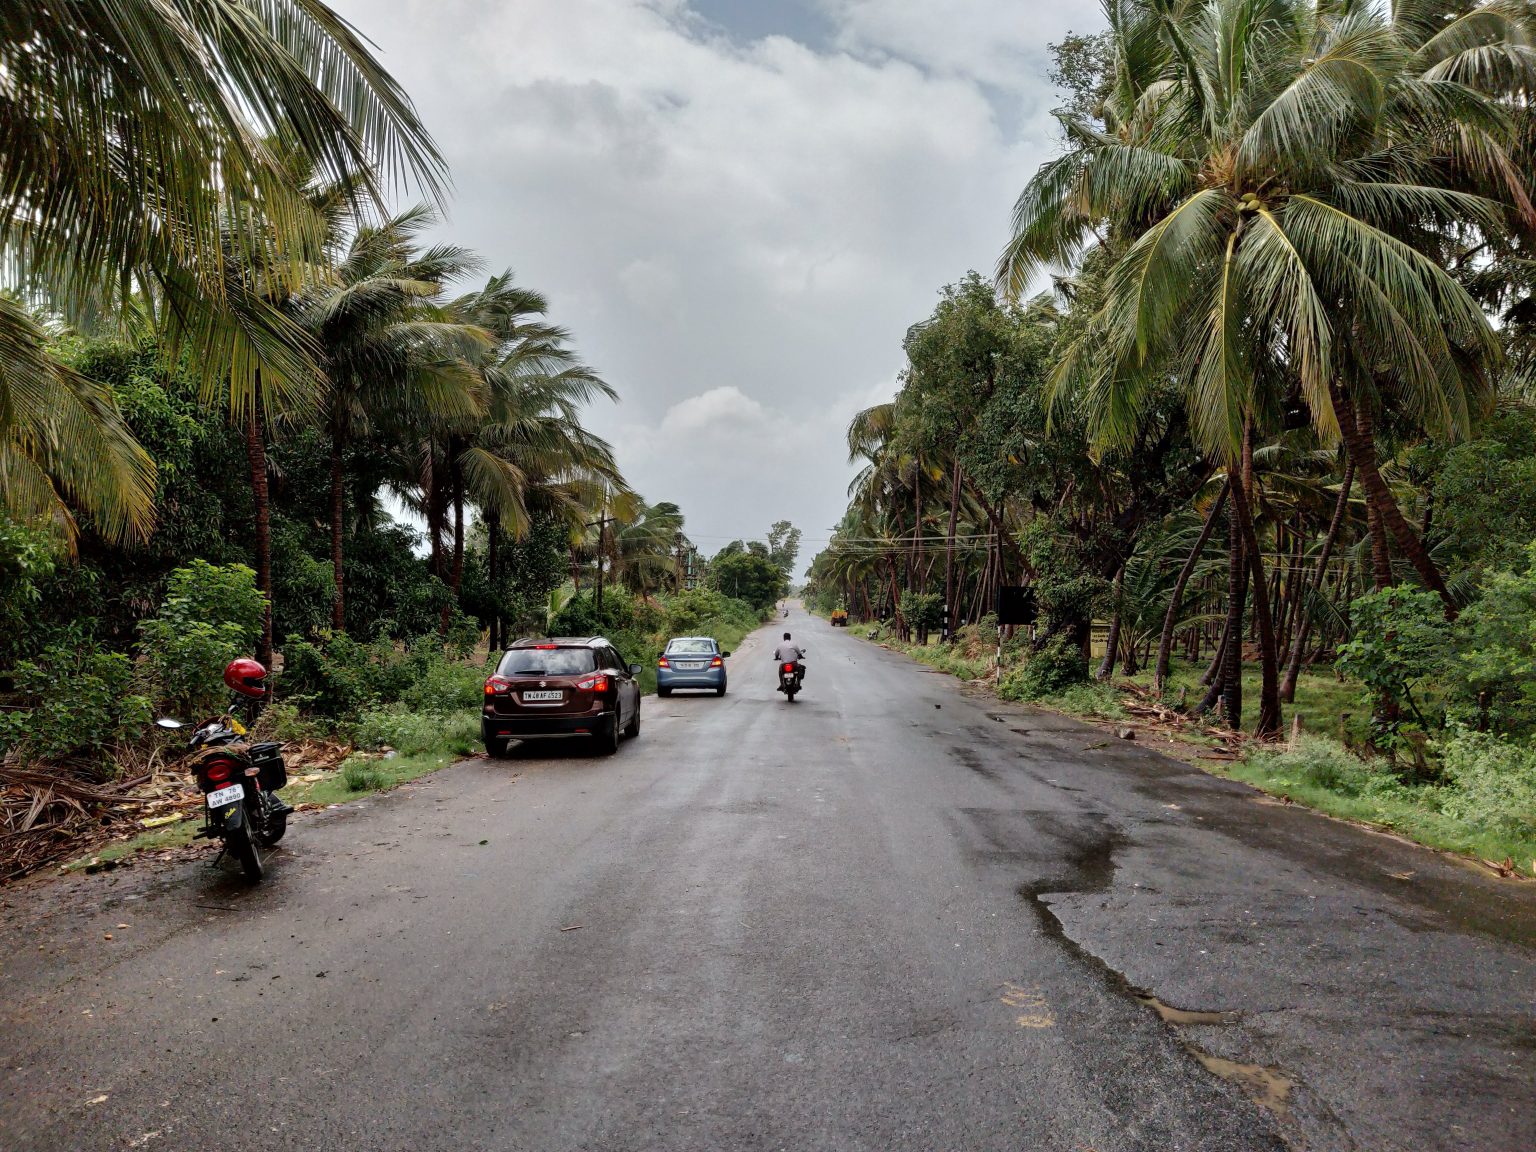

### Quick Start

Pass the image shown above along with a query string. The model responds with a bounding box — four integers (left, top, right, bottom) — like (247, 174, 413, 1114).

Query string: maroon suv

(482, 637, 643, 757)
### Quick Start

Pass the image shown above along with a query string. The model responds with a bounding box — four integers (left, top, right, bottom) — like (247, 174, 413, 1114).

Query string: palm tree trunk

(487, 510, 501, 651)
(330, 433, 346, 632)
(1155, 482, 1228, 694)
(1330, 380, 1455, 615)
(1097, 565, 1124, 680)
(1220, 505, 1245, 729)
(1366, 499, 1392, 591)
(450, 447, 466, 601)
(1281, 459, 1352, 704)
(1231, 457, 1281, 739)
(245, 398, 273, 668)
(943, 457, 961, 640)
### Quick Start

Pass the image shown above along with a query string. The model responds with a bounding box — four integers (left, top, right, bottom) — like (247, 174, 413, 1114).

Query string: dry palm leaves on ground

(1, 739, 350, 882)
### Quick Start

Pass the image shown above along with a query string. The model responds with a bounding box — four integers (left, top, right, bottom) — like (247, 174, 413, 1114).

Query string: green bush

(138, 560, 267, 716)
(1449, 544, 1536, 738)
(341, 756, 390, 792)
(281, 632, 385, 716)
(999, 635, 1087, 701)
(0, 641, 151, 765)
(352, 707, 481, 756)
(1437, 731, 1536, 839)
(1246, 734, 1389, 798)
(1337, 586, 1452, 747)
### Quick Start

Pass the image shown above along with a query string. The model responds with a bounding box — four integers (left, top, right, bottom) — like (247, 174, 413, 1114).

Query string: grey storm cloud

(329, 0, 1105, 570)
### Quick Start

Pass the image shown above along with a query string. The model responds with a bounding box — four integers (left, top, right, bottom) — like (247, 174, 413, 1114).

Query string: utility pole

(674, 532, 686, 594)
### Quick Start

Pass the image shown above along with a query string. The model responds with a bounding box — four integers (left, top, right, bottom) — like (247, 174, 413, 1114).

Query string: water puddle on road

(1191, 1052, 1294, 1119)
(1135, 993, 1237, 1027)
(1132, 994, 1293, 1120)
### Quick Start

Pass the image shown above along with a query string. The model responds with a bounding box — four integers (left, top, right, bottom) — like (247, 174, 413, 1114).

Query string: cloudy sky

(330, 0, 1104, 571)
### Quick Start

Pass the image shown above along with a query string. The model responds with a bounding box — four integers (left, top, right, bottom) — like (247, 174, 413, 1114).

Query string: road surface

(3, 607, 1534, 1151)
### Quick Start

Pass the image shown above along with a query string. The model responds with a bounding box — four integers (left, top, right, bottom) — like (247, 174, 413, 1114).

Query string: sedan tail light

(709, 657, 723, 668)
(485, 675, 513, 696)
(658, 657, 670, 669)
(577, 674, 610, 693)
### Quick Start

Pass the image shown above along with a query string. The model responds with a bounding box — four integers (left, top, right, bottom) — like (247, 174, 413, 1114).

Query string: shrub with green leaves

(1336, 586, 1452, 748)
(1448, 542, 1536, 738)
(1437, 731, 1536, 840)
(999, 635, 1087, 701)
(0, 642, 150, 766)
(138, 560, 266, 716)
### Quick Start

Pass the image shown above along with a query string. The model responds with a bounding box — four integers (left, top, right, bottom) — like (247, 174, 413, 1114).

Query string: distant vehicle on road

(657, 636, 729, 697)
(829, 609, 848, 626)
(483, 637, 642, 758)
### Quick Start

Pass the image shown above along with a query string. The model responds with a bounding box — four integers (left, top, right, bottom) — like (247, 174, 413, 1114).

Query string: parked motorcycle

(156, 659, 291, 883)
(777, 661, 803, 702)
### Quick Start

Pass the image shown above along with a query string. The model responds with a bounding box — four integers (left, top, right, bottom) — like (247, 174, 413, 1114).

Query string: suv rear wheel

(486, 736, 511, 759)
(624, 704, 641, 739)
(596, 713, 621, 756)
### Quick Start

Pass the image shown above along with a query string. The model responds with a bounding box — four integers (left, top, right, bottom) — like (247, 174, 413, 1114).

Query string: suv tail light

(485, 675, 513, 695)
(577, 674, 609, 693)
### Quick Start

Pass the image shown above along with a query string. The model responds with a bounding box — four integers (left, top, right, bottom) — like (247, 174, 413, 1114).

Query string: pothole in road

(1190, 1052, 1294, 1120)
(1013, 818, 1299, 1136)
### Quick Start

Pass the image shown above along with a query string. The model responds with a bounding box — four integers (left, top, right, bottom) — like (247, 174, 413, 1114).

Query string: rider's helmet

(783, 632, 792, 640)
(224, 657, 268, 699)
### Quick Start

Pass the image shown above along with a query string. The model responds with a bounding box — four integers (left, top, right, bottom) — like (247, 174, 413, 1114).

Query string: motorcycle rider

(773, 632, 805, 687)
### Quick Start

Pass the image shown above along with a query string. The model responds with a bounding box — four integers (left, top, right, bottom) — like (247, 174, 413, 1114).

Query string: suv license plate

(206, 784, 244, 808)
(521, 690, 563, 702)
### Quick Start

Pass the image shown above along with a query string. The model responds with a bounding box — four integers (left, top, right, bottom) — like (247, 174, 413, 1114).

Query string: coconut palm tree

(297, 203, 488, 629)
(0, 0, 444, 541)
(999, 0, 1534, 733)
(442, 273, 622, 631)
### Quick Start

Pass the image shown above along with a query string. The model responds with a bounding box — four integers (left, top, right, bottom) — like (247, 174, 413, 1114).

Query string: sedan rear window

(499, 648, 596, 676)
(665, 639, 716, 655)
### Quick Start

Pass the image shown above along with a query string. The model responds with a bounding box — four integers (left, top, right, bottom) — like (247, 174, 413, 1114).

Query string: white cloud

(330, 0, 1103, 557)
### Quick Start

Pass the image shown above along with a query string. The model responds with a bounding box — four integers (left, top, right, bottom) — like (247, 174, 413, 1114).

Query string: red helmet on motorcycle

(223, 657, 268, 699)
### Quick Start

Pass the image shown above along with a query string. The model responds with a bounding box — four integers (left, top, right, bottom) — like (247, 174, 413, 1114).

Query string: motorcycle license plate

(521, 690, 562, 703)
(206, 784, 244, 808)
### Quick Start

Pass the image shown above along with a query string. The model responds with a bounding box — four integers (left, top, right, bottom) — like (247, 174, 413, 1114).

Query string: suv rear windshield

(498, 648, 596, 676)
(665, 639, 716, 655)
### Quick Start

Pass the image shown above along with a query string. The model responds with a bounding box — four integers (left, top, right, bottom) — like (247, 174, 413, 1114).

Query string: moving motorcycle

(157, 658, 291, 883)
(777, 661, 803, 702)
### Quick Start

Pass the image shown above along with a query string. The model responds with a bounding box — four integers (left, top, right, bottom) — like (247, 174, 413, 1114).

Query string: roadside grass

(1122, 658, 1365, 744)
(1216, 735, 1536, 874)
(862, 628, 1536, 876)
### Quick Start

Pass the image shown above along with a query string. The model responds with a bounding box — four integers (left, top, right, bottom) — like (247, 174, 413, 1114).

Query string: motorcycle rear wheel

(230, 826, 263, 883)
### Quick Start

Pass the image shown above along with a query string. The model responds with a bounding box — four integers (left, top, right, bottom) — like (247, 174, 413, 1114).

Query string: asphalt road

(3, 607, 1535, 1151)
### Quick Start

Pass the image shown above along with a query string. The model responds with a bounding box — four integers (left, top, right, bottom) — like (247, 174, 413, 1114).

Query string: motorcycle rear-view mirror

(155, 717, 185, 730)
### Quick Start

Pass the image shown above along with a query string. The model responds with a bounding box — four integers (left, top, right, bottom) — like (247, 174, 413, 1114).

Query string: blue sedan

(656, 636, 729, 696)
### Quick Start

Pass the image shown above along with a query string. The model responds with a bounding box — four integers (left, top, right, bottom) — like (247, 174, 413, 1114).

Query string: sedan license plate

(206, 784, 244, 808)
(521, 690, 563, 703)
(679, 661, 706, 670)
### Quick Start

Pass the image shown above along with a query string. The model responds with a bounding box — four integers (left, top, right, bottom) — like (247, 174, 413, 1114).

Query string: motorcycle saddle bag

(247, 741, 288, 792)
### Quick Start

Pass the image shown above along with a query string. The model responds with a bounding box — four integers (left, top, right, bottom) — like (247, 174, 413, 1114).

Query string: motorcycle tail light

(782, 663, 796, 673)
(484, 675, 513, 696)
(577, 674, 609, 693)
(203, 759, 233, 783)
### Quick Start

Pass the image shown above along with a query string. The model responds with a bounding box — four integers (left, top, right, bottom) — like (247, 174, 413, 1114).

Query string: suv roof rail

(508, 636, 608, 647)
